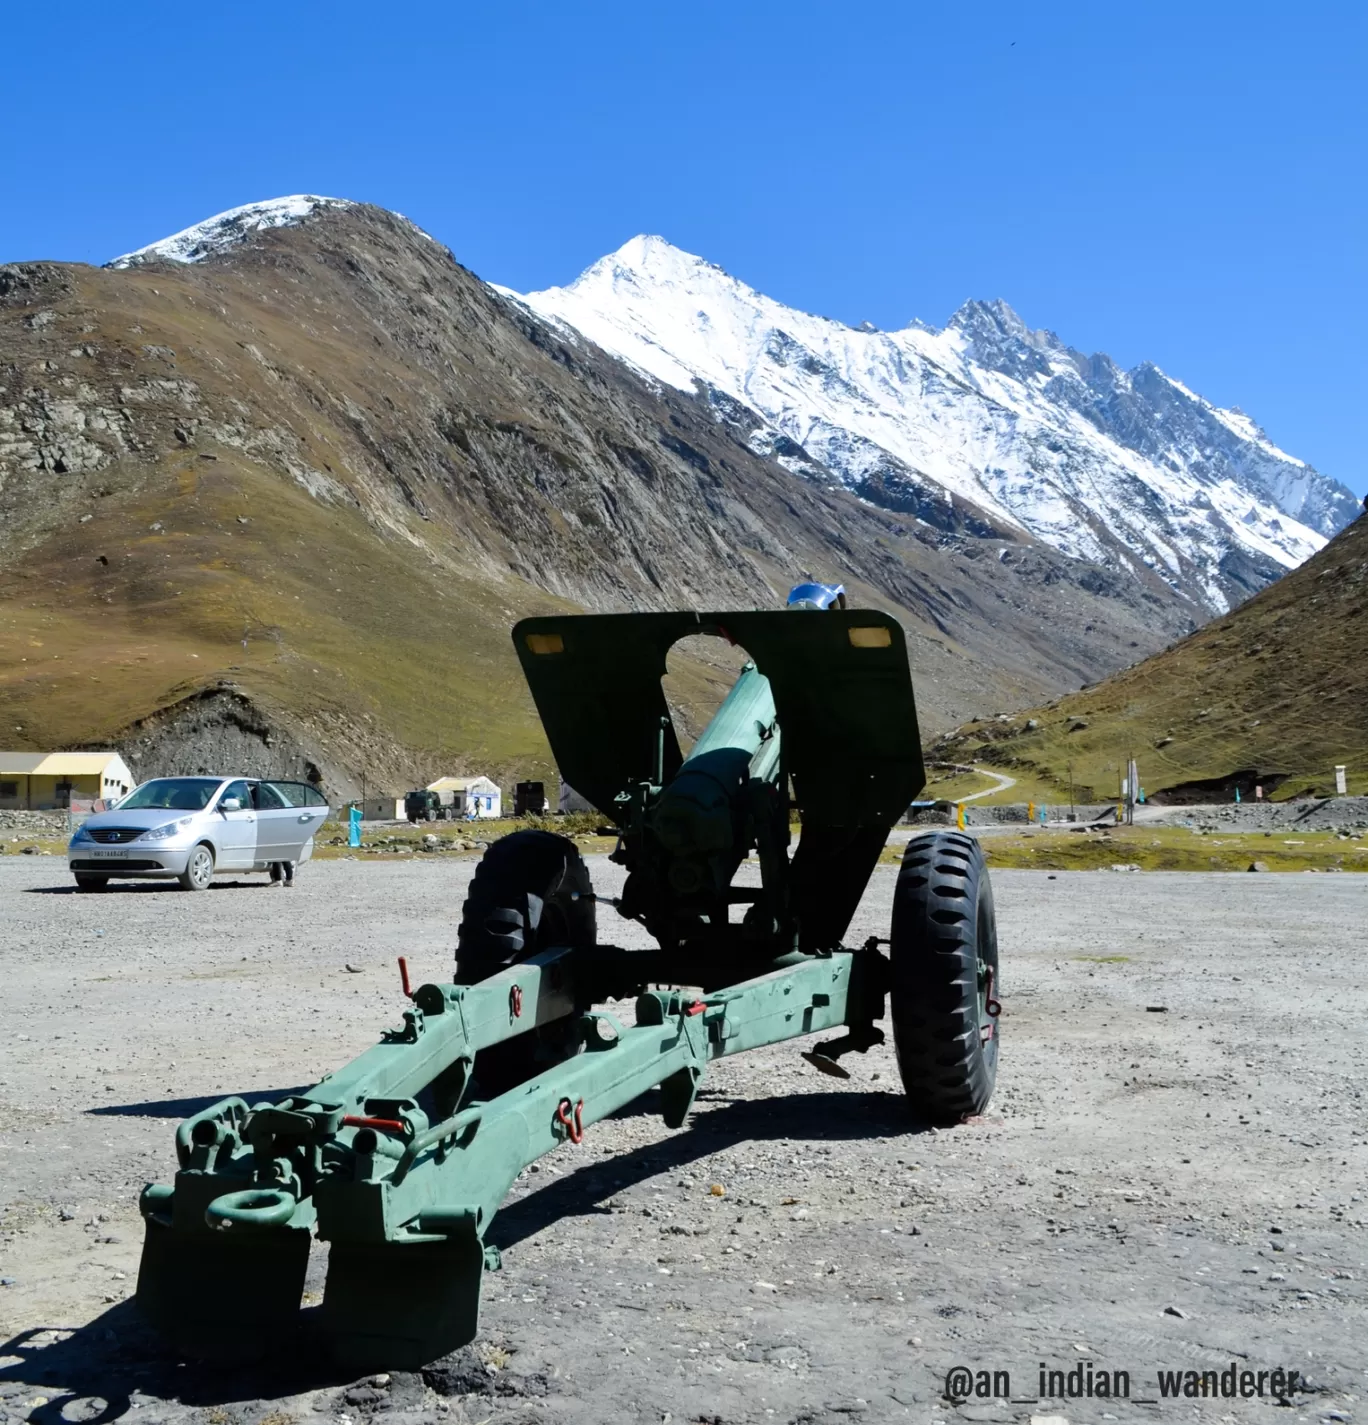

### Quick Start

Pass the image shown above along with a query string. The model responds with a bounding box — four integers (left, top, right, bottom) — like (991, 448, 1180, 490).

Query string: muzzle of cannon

(135, 598, 1003, 1369)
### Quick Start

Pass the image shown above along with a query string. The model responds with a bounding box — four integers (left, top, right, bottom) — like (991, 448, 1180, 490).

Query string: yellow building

(0, 751, 135, 811)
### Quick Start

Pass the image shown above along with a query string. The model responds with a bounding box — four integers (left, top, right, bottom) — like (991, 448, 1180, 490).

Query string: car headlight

(70, 826, 93, 845)
(140, 818, 194, 842)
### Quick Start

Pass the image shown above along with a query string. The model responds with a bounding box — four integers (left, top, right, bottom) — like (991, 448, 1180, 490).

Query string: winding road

(957, 766, 1017, 802)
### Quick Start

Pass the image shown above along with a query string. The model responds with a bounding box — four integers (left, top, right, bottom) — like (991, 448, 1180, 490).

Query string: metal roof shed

(0, 751, 135, 810)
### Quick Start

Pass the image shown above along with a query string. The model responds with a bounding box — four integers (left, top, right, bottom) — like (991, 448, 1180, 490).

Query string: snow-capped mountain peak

(106, 195, 356, 269)
(513, 236, 1360, 613)
(948, 296, 1036, 343)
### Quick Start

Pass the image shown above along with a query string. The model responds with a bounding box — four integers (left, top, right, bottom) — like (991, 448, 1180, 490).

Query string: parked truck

(403, 788, 442, 823)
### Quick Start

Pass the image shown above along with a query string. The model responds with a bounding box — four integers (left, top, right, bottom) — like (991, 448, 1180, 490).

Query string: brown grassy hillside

(1, 205, 1201, 795)
(930, 512, 1368, 801)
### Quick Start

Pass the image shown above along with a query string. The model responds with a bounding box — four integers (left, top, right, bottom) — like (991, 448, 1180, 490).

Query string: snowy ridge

(106, 196, 357, 269)
(514, 237, 1360, 613)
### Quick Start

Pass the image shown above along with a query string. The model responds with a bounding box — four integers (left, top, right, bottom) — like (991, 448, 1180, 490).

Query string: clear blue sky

(3, 1, 1363, 494)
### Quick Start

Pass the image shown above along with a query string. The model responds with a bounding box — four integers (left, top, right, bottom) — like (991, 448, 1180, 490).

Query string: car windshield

(116, 778, 223, 811)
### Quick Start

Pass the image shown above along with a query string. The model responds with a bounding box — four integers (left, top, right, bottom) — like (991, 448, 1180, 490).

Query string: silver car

(67, 776, 331, 891)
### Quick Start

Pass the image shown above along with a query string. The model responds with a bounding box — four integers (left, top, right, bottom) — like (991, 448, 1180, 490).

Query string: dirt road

(1, 854, 1364, 1424)
(959, 768, 1018, 802)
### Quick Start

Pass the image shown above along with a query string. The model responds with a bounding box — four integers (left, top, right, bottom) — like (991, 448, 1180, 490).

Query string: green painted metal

(136, 603, 922, 1369)
(514, 608, 923, 952)
(648, 662, 777, 860)
(136, 946, 878, 1368)
(642, 660, 778, 921)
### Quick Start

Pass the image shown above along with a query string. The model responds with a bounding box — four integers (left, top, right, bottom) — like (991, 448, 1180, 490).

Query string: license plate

(90, 849, 125, 859)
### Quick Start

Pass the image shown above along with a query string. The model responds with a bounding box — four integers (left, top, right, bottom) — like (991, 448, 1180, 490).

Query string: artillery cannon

(135, 600, 1001, 1368)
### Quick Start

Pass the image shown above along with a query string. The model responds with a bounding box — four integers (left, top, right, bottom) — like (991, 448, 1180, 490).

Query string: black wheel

(457, 829, 595, 980)
(888, 831, 999, 1124)
(74, 873, 109, 892)
(456, 831, 596, 1097)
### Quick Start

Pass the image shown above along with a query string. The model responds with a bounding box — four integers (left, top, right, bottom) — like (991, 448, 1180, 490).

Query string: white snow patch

(1153, 368, 1305, 469)
(107, 196, 356, 268)
(508, 236, 1346, 609)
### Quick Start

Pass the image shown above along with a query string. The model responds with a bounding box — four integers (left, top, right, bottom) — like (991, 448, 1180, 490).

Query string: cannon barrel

(645, 662, 779, 898)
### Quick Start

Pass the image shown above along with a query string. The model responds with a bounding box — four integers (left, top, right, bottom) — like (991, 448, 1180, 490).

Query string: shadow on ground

(25, 881, 273, 895)
(88, 1089, 309, 1120)
(0, 1307, 345, 1421)
(491, 1086, 924, 1250)
(1, 1091, 920, 1415)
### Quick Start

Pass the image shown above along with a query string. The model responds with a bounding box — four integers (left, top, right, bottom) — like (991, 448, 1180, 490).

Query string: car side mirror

(220, 797, 242, 812)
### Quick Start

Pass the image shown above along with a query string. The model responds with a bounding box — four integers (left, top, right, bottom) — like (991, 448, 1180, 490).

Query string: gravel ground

(909, 800, 1368, 834)
(1, 853, 1366, 1425)
(1139, 798, 1368, 832)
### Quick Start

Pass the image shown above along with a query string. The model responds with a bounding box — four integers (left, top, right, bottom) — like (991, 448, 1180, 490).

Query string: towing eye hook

(204, 1186, 298, 1231)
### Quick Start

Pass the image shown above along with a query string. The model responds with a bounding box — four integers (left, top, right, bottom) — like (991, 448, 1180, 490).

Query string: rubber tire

(888, 830, 999, 1125)
(456, 831, 595, 1098)
(456, 830, 596, 982)
(74, 874, 108, 892)
(178, 843, 216, 892)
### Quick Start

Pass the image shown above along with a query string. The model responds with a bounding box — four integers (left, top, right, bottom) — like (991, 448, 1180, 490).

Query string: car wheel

(178, 843, 215, 892)
(74, 873, 109, 892)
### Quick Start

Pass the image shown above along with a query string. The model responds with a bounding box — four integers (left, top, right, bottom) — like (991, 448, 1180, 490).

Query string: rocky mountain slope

(0, 200, 1228, 794)
(512, 236, 1358, 615)
(930, 510, 1367, 802)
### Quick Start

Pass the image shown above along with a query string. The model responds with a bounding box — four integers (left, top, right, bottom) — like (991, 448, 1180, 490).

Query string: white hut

(427, 775, 502, 818)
